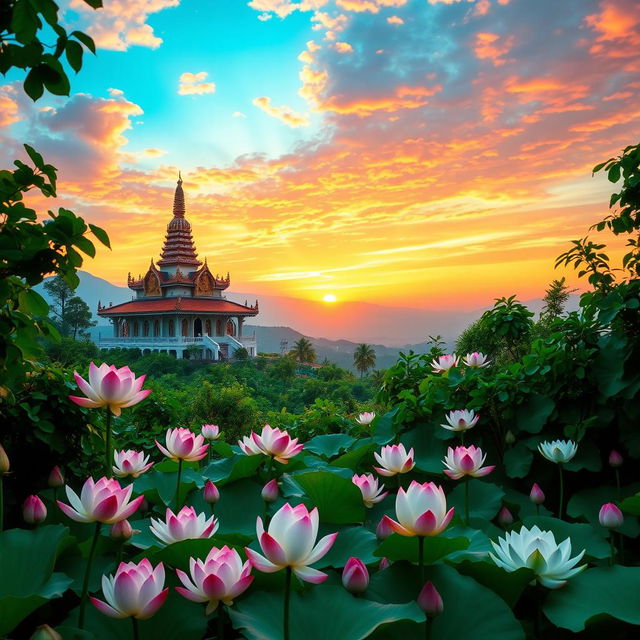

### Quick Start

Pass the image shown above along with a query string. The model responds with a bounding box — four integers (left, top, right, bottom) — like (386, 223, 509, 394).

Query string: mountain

(37, 271, 580, 351)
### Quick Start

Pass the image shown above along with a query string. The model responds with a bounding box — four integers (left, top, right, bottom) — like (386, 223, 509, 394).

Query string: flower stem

(558, 464, 564, 520)
(105, 408, 113, 477)
(0, 475, 4, 533)
(132, 617, 140, 640)
(284, 566, 292, 640)
(418, 536, 425, 584)
(266, 455, 274, 481)
(609, 534, 616, 566)
(464, 476, 470, 526)
(79, 522, 102, 629)
(615, 468, 621, 502)
(217, 605, 225, 639)
(175, 459, 183, 509)
(618, 531, 625, 566)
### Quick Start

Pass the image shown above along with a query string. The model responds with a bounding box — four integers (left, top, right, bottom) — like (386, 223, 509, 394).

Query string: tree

(44, 274, 74, 333)
(353, 343, 376, 378)
(539, 278, 576, 321)
(289, 338, 317, 364)
(65, 295, 95, 339)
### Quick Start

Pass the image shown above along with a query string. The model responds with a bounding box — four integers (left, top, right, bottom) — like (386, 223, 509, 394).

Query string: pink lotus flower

(374, 443, 415, 477)
(352, 473, 389, 507)
(0, 442, 9, 473)
(442, 445, 495, 480)
(112, 450, 153, 478)
(261, 479, 279, 503)
(48, 465, 64, 488)
(608, 450, 623, 468)
(376, 517, 394, 540)
(110, 519, 135, 540)
(497, 507, 514, 527)
(245, 503, 337, 583)
(379, 557, 390, 570)
(382, 481, 454, 537)
(441, 409, 480, 433)
(238, 424, 303, 464)
(418, 582, 443, 616)
(156, 427, 208, 462)
(90, 559, 168, 619)
(203, 480, 220, 504)
(356, 412, 376, 426)
(530, 483, 545, 505)
(463, 352, 490, 368)
(342, 557, 369, 594)
(430, 354, 459, 373)
(201, 424, 220, 440)
(69, 362, 151, 417)
(23, 495, 47, 524)
(150, 506, 218, 545)
(175, 546, 253, 614)
(57, 477, 143, 524)
(599, 503, 624, 529)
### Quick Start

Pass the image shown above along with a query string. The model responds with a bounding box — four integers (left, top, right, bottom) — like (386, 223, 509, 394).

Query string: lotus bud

(342, 557, 369, 594)
(30, 625, 63, 640)
(599, 503, 624, 529)
(23, 495, 47, 524)
(505, 430, 516, 445)
(201, 424, 220, 440)
(203, 480, 220, 504)
(0, 442, 9, 474)
(376, 517, 394, 540)
(110, 519, 134, 540)
(261, 478, 278, 503)
(529, 483, 545, 505)
(497, 507, 514, 527)
(608, 450, 623, 468)
(417, 582, 443, 617)
(379, 557, 390, 571)
(48, 466, 65, 488)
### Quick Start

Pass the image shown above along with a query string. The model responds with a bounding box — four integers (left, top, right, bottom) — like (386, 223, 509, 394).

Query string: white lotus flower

(538, 440, 578, 464)
(489, 525, 586, 589)
(441, 409, 479, 432)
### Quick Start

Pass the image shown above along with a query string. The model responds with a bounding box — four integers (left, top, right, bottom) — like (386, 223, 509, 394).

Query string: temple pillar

(238, 317, 244, 338)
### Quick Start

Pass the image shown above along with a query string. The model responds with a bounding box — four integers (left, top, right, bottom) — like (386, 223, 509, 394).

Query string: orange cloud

(474, 32, 514, 66)
(0, 85, 20, 127)
(387, 15, 404, 25)
(252, 96, 310, 127)
(178, 72, 216, 96)
(69, 0, 178, 51)
(333, 41, 354, 52)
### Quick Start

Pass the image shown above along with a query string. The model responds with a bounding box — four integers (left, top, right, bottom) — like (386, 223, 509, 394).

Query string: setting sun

(323, 294, 337, 303)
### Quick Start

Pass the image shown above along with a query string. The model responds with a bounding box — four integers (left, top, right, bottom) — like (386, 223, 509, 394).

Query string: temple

(97, 176, 259, 360)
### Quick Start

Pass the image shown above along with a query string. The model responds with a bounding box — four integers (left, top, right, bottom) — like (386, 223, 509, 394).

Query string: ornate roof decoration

(98, 298, 259, 316)
(157, 176, 202, 268)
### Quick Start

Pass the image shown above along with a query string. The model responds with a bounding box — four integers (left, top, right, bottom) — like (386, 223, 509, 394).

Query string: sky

(1, 0, 639, 312)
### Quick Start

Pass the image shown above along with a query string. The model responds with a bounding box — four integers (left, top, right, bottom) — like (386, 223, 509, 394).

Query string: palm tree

(290, 337, 317, 364)
(354, 344, 376, 378)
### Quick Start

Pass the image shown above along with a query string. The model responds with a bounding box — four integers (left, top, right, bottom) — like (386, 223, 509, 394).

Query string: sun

(322, 294, 337, 303)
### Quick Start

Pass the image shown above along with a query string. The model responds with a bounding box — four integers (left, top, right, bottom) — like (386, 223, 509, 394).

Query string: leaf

(65, 39, 84, 72)
(544, 566, 640, 631)
(203, 454, 263, 486)
(455, 562, 534, 608)
(449, 480, 504, 521)
(315, 525, 379, 569)
(230, 584, 425, 640)
(368, 563, 524, 640)
(0, 525, 70, 635)
(607, 164, 621, 183)
(24, 67, 45, 101)
(503, 442, 533, 478)
(24, 144, 45, 169)
(294, 470, 365, 524)
(515, 394, 554, 433)
(18, 288, 49, 316)
(330, 441, 376, 469)
(89, 223, 111, 248)
(305, 433, 356, 458)
(374, 532, 469, 564)
(620, 492, 640, 516)
(71, 30, 96, 54)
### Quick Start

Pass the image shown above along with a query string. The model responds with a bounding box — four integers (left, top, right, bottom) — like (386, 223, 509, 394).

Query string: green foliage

(0, 0, 101, 101)
(289, 337, 317, 363)
(354, 343, 376, 377)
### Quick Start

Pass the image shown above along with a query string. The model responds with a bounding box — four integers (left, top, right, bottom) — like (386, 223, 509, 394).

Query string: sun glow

(323, 294, 337, 303)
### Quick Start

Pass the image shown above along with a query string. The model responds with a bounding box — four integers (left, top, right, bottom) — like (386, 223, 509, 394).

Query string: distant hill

(38, 271, 580, 360)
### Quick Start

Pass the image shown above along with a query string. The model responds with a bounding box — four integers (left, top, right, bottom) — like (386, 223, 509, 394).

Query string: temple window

(154, 320, 160, 336)
(133, 321, 139, 337)
(143, 320, 150, 337)
(168, 320, 175, 337)
(182, 319, 188, 336)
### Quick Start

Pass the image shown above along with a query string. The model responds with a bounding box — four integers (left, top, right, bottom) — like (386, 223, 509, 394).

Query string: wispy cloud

(178, 72, 216, 96)
(252, 96, 309, 127)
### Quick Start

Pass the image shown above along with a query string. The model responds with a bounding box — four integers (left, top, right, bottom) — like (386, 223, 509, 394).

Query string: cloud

(0, 85, 21, 128)
(69, 0, 179, 51)
(233, 111, 247, 118)
(178, 72, 216, 96)
(474, 32, 514, 66)
(333, 41, 354, 52)
(387, 15, 404, 24)
(252, 96, 310, 127)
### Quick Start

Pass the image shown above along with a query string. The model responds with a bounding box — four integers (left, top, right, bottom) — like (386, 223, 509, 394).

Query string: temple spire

(173, 173, 185, 218)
